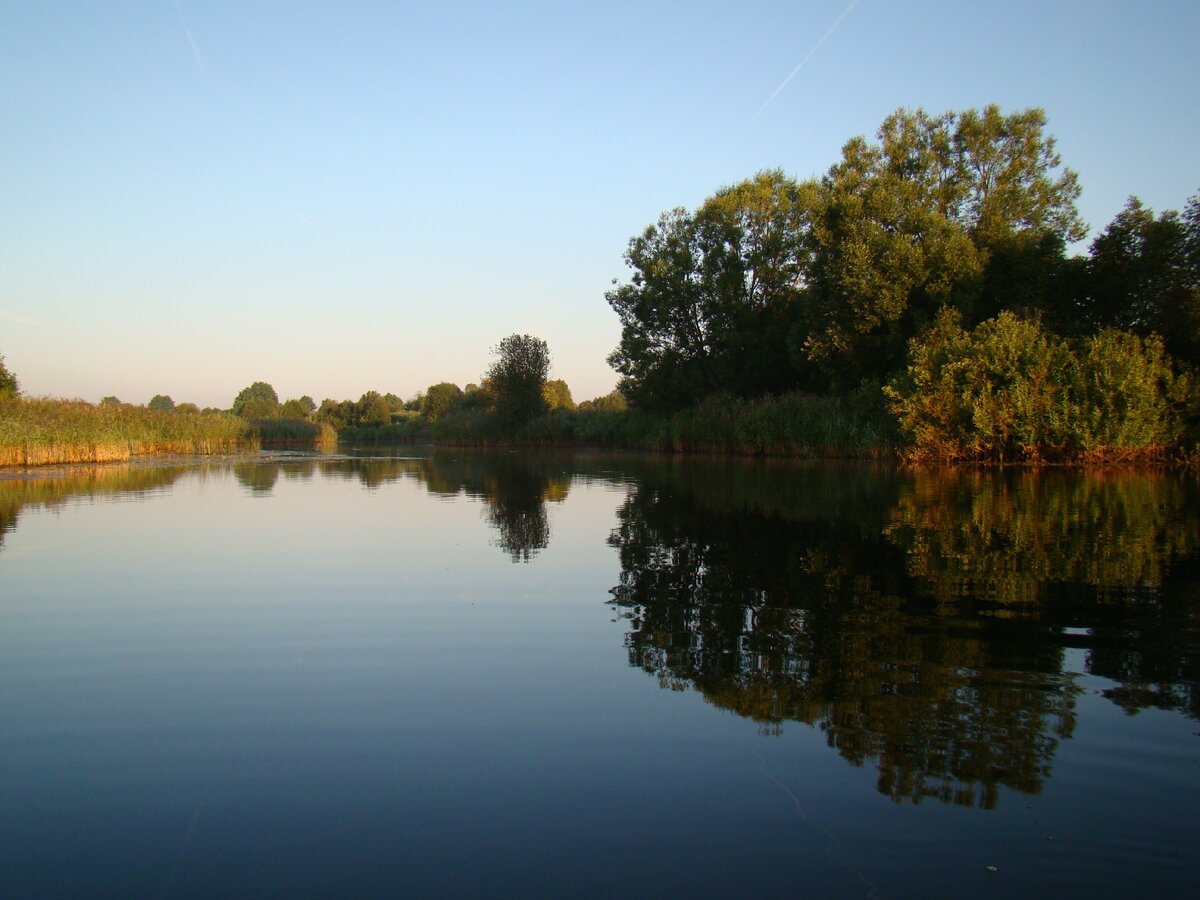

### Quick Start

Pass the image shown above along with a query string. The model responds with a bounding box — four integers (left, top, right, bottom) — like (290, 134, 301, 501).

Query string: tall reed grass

(433, 390, 897, 458)
(252, 417, 339, 448)
(0, 398, 258, 467)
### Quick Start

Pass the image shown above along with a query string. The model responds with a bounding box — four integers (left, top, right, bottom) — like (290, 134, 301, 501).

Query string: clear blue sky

(3, 1, 1198, 408)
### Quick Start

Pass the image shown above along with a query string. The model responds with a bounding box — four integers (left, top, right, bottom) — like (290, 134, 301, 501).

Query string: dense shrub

(887, 310, 1186, 461)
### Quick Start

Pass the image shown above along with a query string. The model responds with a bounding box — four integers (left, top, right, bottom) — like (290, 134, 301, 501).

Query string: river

(1, 450, 1197, 897)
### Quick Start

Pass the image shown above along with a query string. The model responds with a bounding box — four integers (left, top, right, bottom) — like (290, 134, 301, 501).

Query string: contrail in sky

(172, 0, 205, 75)
(753, 0, 861, 120)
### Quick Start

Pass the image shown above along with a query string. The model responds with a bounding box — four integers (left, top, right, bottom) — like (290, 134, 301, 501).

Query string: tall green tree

(278, 397, 314, 419)
(803, 105, 1084, 385)
(147, 394, 175, 411)
(1080, 194, 1200, 367)
(421, 382, 464, 422)
(355, 391, 392, 426)
(0, 354, 19, 400)
(232, 381, 280, 418)
(486, 334, 551, 426)
(607, 170, 820, 409)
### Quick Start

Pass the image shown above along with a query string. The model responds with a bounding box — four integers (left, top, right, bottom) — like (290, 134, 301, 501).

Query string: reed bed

(0, 398, 258, 467)
(434, 391, 899, 458)
(253, 418, 339, 448)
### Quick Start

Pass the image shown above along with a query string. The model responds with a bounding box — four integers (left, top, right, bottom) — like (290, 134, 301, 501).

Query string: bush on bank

(885, 311, 1189, 462)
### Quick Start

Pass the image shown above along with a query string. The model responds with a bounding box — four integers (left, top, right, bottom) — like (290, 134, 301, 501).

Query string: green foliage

(252, 417, 338, 446)
(147, 394, 175, 411)
(804, 106, 1083, 384)
(421, 382, 464, 422)
(608, 108, 1086, 401)
(486, 334, 551, 426)
(231, 381, 279, 418)
(434, 389, 893, 457)
(175, 402, 200, 414)
(577, 390, 628, 413)
(0, 354, 19, 400)
(541, 379, 574, 411)
(887, 311, 1185, 461)
(606, 170, 821, 410)
(1070, 330, 1188, 458)
(99, 396, 121, 406)
(355, 390, 392, 426)
(314, 390, 424, 435)
(278, 397, 314, 419)
(1080, 194, 1200, 367)
(315, 398, 352, 430)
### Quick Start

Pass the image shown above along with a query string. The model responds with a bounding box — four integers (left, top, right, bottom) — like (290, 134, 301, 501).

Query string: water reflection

(0, 464, 187, 548)
(4, 453, 1197, 812)
(607, 461, 1200, 807)
(233, 461, 280, 495)
(319, 453, 572, 562)
(221, 452, 572, 561)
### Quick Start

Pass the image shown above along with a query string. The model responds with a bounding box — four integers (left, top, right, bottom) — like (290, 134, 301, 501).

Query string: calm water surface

(1, 450, 1197, 898)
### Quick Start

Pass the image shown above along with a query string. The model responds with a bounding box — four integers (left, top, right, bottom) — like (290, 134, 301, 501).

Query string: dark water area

(1, 451, 1197, 898)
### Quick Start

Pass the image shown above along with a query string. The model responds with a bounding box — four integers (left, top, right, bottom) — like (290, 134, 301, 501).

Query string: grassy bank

(434, 390, 898, 458)
(0, 399, 258, 466)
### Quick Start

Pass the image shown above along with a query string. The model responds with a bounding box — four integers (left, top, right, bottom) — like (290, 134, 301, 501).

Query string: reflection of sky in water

(0, 456, 1197, 897)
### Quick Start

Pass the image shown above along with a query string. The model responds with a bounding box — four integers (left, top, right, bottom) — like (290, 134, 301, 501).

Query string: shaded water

(1, 451, 1197, 897)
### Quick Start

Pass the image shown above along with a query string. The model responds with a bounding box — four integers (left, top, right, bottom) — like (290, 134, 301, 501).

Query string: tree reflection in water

(317, 452, 571, 562)
(607, 462, 1200, 808)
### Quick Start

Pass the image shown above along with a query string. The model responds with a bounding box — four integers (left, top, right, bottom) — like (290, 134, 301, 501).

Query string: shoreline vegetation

(3, 104, 1198, 468)
(3, 387, 1194, 470)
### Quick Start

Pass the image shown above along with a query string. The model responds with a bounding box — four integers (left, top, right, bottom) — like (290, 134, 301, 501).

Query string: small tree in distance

(232, 381, 280, 419)
(486, 334, 551, 426)
(0, 354, 20, 400)
(422, 382, 464, 422)
(148, 394, 175, 411)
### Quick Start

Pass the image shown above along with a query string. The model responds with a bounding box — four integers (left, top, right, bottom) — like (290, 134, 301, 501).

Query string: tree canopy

(147, 394, 175, 411)
(421, 382, 464, 422)
(607, 105, 1091, 406)
(485, 334, 551, 425)
(1079, 195, 1200, 366)
(231, 381, 280, 418)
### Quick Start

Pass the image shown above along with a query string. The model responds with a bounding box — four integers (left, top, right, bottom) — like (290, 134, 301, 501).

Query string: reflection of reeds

(0, 463, 190, 546)
(252, 418, 338, 448)
(0, 399, 258, 467)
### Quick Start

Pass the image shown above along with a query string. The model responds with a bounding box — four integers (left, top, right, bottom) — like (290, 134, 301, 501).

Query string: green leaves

(231, 381, 280, 418)
(486, 334, 551, 426)
(887, 312, 1184, 461)
(0, 355, 20, 401)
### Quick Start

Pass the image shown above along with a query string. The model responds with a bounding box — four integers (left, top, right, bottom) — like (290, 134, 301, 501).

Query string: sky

(2, 1, 1198, 408)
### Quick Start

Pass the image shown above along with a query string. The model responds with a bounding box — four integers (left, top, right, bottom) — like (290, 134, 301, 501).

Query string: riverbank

(5, 390, 1195, 469)
(432, 391, 899, 459)
(0, 399, 257, 466)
